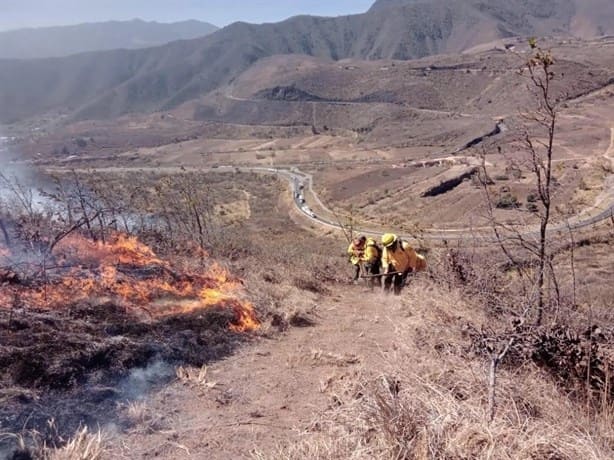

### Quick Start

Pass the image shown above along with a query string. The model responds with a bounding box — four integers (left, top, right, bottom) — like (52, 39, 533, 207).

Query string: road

(218, 151, 614, 245)
(42, 124, 614, 245)
(220, 122, 614, 244)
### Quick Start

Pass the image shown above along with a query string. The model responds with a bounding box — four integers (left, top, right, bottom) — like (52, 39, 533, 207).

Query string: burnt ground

(0, 301, 253, 456)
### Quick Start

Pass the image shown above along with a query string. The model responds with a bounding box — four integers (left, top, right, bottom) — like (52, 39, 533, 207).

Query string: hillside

(1, 167, 612, 458)
(371, 0, 613, 38)
(188, 38, 614, 148)
(0, 0, 613, 123)
(0, 19, 218, 59)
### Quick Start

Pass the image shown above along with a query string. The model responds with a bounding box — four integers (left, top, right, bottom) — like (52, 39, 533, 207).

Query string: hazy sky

(0, 1, 375, 31)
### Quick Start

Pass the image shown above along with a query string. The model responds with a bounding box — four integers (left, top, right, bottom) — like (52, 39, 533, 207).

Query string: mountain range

(0, 0, 612, 124)
(0, 19, 218, 60)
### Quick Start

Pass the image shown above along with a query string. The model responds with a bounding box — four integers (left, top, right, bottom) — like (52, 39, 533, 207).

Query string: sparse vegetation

(2, 5, 614, 458)
(496, 192, 520, 209)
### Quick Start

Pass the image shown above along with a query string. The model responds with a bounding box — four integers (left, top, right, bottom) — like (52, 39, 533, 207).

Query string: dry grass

(1, 425, 107, 460)
(44, 427, 106, 460)
(117, 399, 168, 435)
(252, 278, 614, 460)
(121, 400, 151, 426)
(175, 364, 218, 391)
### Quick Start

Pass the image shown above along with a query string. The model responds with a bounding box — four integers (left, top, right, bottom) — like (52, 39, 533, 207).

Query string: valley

(1, 2, 614, 458)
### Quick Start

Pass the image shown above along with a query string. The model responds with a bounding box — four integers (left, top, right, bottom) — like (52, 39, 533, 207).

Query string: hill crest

(0, 19, 218, 59)
(0, 0, 613, 123)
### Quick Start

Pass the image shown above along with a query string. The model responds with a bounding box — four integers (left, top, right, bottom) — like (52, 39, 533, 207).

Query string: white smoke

(0, 131, 62, 224)
(118, 360, 174, 401)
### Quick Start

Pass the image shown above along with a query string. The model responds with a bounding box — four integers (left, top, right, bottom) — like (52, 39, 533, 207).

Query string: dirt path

(106, 283, 420, 459)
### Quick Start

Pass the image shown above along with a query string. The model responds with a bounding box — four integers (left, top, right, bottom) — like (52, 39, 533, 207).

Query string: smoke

(0, 133, 55, 217)
(0, 132, 62, 271)
(117, 360, 174, 401)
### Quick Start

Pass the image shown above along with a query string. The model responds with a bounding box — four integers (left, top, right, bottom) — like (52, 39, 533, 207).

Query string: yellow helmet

(381, 233, 397, 248)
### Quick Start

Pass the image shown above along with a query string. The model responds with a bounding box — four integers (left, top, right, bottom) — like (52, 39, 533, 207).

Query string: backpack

(366, 239, 381, 261)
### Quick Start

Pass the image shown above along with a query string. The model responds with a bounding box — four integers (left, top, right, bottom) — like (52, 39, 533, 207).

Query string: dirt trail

(107, 283, 422, 459)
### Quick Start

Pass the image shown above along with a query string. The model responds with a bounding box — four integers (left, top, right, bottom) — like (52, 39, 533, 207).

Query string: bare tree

(472, 41, 564, 421)
(521, 39, 559, 325)
(480, 41, 561, 325)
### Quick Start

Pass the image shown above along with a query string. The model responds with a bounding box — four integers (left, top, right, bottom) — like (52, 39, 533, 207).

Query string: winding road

(40, 119, 614, 245)
(217, 124, 614, 244)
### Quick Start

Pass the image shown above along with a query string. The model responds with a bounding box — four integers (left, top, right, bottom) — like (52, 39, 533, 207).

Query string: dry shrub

(434, 238, 614, 403)
(288, 310, 318, 327)
(236, 229, 338, 333)
(293, 276, 330, 295)
(243, 266, 322, 333)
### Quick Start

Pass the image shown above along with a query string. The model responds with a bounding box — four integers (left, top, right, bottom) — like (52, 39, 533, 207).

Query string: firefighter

(347, 235, 366, 282)
(380, 233, 419, 295)
(362, 237, 382, 287)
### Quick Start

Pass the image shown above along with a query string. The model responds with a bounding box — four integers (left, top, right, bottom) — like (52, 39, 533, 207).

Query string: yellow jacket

(362, 238, 380, 264)
(381, 240, 419, 273)
(347, 242, 364, 265)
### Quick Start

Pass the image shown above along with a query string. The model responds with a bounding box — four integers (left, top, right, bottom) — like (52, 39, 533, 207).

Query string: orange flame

(0, 233, 259, 332)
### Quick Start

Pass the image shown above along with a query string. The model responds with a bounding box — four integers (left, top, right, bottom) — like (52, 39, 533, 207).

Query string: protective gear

(381, 239, 418, 274)
(353, 235, 366, 247)
(381, 233, 397, 248)
(347, 238, 366, 266)
(381, 237, 420, 295)
(415, 253, 427, 272)
(347, 236, 367, 281)
(361, 238, 380, 264)
(362, 238, 381, 288)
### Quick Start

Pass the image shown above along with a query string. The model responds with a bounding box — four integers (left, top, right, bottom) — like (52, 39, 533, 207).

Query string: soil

(103, 283, 423, 459)
(0, 263, 434, 458)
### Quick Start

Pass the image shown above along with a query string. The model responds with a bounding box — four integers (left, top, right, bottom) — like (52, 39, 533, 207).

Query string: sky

(0, 0, 376, 31)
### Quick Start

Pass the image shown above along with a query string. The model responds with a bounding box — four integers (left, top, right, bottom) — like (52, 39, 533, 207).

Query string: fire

(0, 232, 259, 332)
(54, 233, 167, 267)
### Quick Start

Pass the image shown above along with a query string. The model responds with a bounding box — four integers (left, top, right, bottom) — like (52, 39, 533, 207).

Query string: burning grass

(0, 230, 262, 456)
(0, 231, 259, 332)
(0, 167, 296, 456)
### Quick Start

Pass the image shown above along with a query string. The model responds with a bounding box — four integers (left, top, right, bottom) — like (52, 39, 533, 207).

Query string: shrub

(496, 193, 519, 209)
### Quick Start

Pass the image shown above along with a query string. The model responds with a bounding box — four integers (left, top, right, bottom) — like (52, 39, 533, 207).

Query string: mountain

(0, 19, 218, 59)
(370, 0, 612, 39)
(0, 0, 612, 123)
